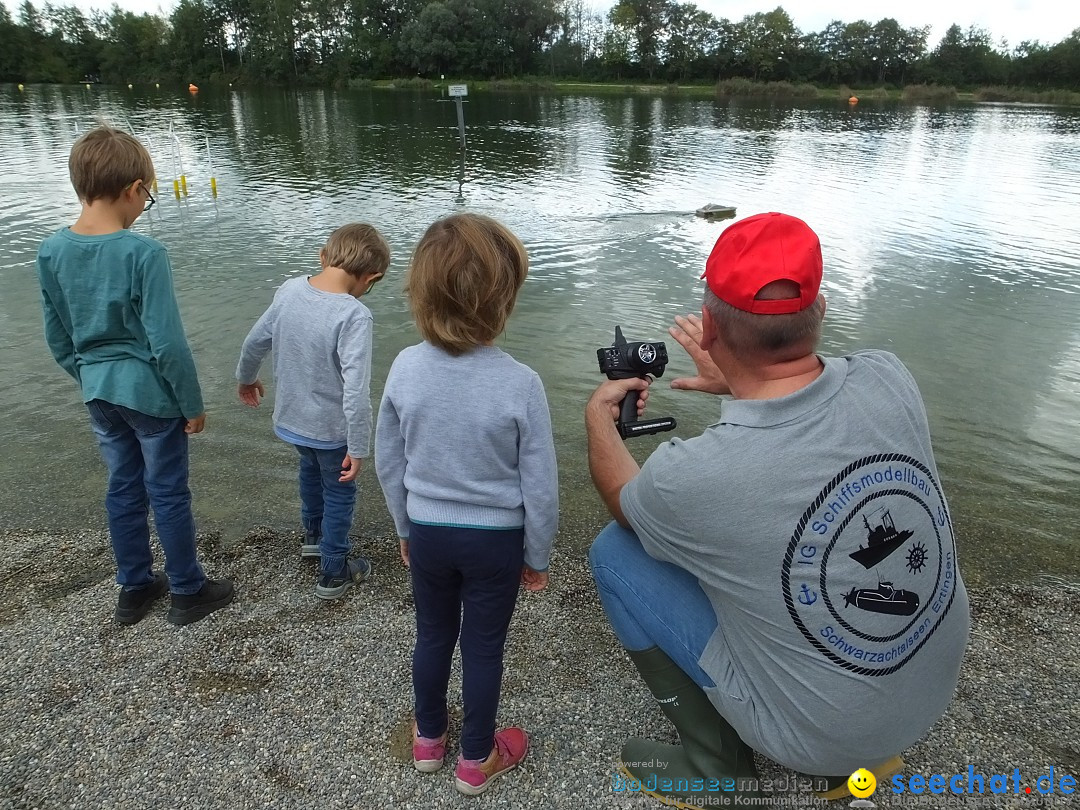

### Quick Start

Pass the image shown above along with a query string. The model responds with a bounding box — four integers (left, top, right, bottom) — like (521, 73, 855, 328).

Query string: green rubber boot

(618, 647, 761, 809)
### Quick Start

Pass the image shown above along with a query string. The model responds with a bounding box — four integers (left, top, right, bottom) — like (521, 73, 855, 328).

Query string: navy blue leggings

(408, 520, 524, 761)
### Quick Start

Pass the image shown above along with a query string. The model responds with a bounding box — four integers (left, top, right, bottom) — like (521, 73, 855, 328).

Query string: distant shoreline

(10, 80, 1080, 107)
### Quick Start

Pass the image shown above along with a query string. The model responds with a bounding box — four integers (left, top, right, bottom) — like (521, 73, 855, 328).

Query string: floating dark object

(695, 204, 736, 220)
(849, 509, 914, 569)
(844, 582, 919, 616)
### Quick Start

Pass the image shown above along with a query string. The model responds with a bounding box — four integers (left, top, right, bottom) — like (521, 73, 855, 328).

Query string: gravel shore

(1, 526, 1077, 810)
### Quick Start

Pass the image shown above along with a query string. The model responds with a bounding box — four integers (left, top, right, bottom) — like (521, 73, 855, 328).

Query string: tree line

(1, 0, 1079, 90)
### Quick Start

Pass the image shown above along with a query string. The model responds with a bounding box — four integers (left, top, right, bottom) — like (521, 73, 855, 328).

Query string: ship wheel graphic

(906, 541, 928, 574)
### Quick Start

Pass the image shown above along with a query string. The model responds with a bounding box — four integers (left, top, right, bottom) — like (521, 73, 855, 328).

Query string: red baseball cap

(702, 212, 822, 314)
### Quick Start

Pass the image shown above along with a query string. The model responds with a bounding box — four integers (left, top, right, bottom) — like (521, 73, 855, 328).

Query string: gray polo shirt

(622, 350, 970, 775)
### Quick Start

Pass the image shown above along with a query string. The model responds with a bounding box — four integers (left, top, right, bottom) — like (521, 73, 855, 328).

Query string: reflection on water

(2, 85, 1079, 583)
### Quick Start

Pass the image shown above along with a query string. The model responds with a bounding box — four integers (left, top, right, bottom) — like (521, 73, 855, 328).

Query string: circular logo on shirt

(781, 454, 959, 675)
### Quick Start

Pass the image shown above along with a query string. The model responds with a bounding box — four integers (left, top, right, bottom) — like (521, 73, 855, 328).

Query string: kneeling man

(586, 212, 970, 807)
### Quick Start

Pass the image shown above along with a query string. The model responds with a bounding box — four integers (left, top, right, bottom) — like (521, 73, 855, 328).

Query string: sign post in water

(448, 84, 468, 150)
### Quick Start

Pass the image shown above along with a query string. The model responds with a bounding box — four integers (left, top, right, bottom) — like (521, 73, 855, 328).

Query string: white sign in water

(448, 84, 468, 97)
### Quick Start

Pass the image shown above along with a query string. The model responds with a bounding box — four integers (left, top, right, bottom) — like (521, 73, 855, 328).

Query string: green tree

(663, 2, 717, 80)
(609, 0, 668, 78)
(923, 23, 1007, 86)
(98, 6, 168, 82)
(732, 7, 799, 80)
(46, 4, 102, 80)
(399, 0, 458, 74)
(601, 14, 632, 78)
(170, 0, 227, 79)
(0, 2, 28, 80)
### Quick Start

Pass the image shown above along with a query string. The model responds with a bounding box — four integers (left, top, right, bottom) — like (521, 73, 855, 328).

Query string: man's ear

(700, 305, 717, 351)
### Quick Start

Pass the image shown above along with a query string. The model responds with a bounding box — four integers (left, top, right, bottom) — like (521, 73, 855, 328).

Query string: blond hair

(407, 214, 528, 355)
(321, 223, 390, 279)
(704, 283, 824, 360)
(69, 125, 155, 203)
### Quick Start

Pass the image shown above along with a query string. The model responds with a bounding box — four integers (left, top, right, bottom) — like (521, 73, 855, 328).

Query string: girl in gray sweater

(375, 214, 558, 796)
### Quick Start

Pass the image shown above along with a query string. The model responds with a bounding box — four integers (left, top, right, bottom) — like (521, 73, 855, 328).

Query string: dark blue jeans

(293, 444, 356, 576)
(408, 520, 524, 761)
(86, 400, 205, 595)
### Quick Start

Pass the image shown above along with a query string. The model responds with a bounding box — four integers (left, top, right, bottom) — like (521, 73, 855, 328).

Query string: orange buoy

(848, 95, 858, 104)
(188, 83, 199, 92)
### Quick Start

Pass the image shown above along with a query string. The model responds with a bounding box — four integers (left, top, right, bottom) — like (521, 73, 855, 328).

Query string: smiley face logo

(848, 768, 877, 798)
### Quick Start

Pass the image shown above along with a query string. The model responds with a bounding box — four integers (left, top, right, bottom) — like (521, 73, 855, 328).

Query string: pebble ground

(0, 527, 1076, 810)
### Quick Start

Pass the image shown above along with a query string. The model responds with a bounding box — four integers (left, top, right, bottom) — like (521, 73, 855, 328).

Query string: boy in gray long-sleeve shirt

(236, 223, 390, 600)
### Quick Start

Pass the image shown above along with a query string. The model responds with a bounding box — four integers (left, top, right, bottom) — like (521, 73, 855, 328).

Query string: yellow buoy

(155, 83, 160, 89)
(173, 179, 180, 198)
(180, 175, 188, 195)
(127, 83, 133, 89)
(210, 177, 218, 197)
(85, 83, 91, 89)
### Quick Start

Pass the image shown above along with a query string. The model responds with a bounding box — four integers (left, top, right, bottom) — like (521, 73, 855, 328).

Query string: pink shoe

(454, 727, 530, 796)
(413, 723, 447, 773)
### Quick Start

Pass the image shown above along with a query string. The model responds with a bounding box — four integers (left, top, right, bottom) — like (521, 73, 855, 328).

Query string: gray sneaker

(315, 558, 371, 600)
(301, 525, 321, 558)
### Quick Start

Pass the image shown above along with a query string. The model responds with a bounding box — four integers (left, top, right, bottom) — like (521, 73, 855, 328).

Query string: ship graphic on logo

(849, 509, 913, 569)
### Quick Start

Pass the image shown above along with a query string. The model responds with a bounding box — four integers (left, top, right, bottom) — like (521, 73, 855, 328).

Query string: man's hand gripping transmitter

(596, 326, 677, 439)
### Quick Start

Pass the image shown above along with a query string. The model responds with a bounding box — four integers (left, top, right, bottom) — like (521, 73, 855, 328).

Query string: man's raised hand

(668, 314, 730, 395)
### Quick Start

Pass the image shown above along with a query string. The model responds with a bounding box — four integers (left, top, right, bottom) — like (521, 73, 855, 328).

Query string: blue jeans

(589, 521, 717, 689)
(86, 400, 205, 595)
(408, 521, 524, 761)
(294, 444, 356, 576)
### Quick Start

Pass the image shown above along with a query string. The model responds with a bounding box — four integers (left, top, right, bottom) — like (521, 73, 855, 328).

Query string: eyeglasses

(126, 181, 156, 212)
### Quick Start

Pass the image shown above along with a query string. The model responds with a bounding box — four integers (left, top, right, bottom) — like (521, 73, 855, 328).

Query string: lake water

(2, 85, 1079, 585)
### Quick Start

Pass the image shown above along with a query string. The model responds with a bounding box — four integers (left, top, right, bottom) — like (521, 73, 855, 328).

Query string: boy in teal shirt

(36, 125, 234, 627)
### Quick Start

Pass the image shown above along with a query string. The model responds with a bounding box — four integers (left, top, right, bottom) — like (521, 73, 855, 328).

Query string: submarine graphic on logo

(848, 509, 914, 569)
(843, 581, 919, 616)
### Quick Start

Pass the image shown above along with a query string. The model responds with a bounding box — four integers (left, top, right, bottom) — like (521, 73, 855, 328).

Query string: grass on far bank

(348, 75, 1080, 106)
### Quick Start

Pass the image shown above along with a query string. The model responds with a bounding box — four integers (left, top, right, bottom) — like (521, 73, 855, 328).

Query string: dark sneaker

(314, 557, 371, 600)
(167, 578, 235, 626)
(115, 572, 169, 626)
(301, 525, 320, 559)
(454, 727, 530, 796)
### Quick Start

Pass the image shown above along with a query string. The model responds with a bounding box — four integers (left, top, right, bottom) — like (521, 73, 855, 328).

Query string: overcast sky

(691, 0, 1079, 47)
(14, 0, 1080, 48)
